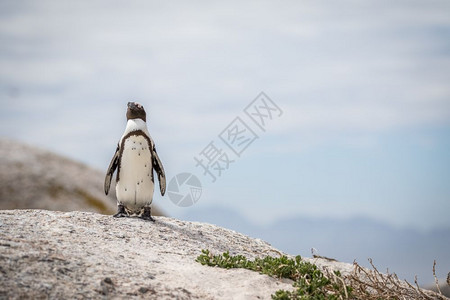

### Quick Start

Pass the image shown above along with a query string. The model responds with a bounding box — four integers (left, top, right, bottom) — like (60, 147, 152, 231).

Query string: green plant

(196, 249, 352, 299)
(196, 250, 446, 300)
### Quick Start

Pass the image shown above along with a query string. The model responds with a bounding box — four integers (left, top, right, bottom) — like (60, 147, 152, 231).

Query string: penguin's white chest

(116, 135, 154, 213)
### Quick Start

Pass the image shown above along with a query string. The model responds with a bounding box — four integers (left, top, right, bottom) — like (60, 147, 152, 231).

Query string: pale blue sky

(1, 0, 449, 231)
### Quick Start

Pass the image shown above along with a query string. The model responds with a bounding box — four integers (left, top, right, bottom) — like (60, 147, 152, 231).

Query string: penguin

(104, 102, 166, 221)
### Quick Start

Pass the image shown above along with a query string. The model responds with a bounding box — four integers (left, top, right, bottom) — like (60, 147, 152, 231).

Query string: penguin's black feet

(140, 206, 155, 222)
(113, 204, 127, 218)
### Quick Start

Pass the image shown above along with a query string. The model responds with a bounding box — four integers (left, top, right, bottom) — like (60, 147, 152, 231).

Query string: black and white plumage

(104, 102, 166, 221)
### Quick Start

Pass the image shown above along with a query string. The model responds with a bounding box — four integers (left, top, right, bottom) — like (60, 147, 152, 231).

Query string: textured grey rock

(0, 210, 295, 299)
(0, 210, 446, 299)
(0, 139, 163, 216)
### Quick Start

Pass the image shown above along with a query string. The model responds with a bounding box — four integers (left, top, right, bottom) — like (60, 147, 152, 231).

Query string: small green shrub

(196, 249, 352, 299)
(197, 250, 444, 299)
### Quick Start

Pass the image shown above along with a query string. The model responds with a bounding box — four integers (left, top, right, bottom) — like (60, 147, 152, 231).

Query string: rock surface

(0, 139, 163, 216)
(0, 210, 447, 299)
(0, 209, 297, 299)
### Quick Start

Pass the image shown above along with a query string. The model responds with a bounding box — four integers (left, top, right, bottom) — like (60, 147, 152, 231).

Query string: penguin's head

(127, 102, 146, 122)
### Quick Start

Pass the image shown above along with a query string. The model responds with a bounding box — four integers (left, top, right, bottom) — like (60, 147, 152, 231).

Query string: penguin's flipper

(104, 144, 120, 195)
(152, 146, 166, 196)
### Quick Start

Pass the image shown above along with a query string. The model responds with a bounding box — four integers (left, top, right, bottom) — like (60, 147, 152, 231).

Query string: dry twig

(433, 260, 442, 295)
(346, 259, 447, 300)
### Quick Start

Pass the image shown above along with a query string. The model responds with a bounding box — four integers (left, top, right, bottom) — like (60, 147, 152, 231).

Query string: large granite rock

(0, 210, 447, 299)
(0, 210, 295, 299)
(0, 139, 163, 216)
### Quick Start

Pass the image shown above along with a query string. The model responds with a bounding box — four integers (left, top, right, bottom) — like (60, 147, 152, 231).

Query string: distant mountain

(0, 139, 164, 216)
(182, 206, 450, 287)
(182, 206, 254, 232)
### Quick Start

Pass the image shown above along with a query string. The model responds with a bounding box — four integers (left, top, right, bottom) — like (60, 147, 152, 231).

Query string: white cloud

(1, 0, 449, 135)
(1, 0, 450, 229)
